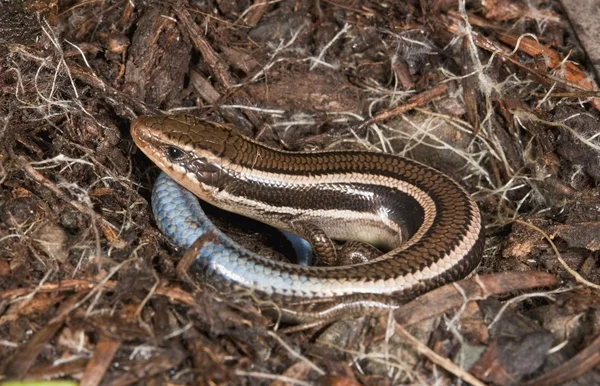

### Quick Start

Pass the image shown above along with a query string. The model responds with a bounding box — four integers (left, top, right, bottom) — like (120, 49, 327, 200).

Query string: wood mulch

(1, 0, 600, 385)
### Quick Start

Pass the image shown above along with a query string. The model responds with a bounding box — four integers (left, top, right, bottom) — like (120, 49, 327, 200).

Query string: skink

(131, 115, 484, 316)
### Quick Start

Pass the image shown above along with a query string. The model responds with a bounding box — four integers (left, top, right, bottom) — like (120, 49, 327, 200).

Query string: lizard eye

(165, 146, 184, 160)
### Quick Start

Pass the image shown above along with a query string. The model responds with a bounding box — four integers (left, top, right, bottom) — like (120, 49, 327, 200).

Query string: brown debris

(2, 0, 600, 384)
(80, 337, 121, 386)
(364, 83, 448, 127)
(394, 272, 558, 327)
(445, 11, 600, 111)
(470, 314, 554, 384)
(246, 71, 364, 114)
(550, 222, 600, 251)
(524, 332, 600, 386)
(124, 7, 192, 108)
(2, 294, 85, 378)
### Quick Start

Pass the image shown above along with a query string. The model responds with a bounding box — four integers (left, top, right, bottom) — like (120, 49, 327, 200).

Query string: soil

(1, 0, 600, 385)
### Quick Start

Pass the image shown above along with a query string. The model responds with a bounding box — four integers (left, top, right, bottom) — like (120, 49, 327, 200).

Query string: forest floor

(1, 0, 600, 385)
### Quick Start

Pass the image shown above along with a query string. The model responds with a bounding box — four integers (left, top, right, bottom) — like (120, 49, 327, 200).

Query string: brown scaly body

(132, 115, 484, 317)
